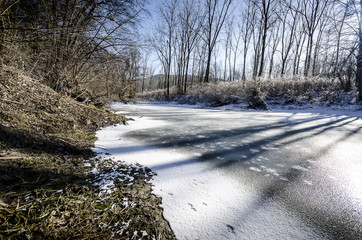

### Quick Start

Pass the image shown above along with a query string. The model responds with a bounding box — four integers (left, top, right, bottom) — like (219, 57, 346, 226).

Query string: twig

(1, 99, 25, 105)
(0, 156, 25, 160)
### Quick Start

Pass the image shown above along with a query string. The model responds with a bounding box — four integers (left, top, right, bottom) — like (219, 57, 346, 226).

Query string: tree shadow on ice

(224, 121, 362, 240)
(109, 115, 358, 172)
(111, 111, 362, 239)
(145, 115, 360, 186)
(115, 114, 332, 153)
(104, 115, 360, 180)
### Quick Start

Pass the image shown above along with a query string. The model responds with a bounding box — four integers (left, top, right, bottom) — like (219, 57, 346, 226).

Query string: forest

(144, 0, 362, 107)
(1, 0, 362, 104)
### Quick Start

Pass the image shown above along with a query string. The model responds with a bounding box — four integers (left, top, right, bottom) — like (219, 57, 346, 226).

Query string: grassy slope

(0, 67, 175, 239)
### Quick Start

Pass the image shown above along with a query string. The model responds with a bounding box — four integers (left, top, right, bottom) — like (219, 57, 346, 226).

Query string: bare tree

(196, 40, 208, 83)
(143, 0, 360, 98)
(251, 7, 263, 79)
(331, 2, 349, 77)
(202, 0, 233, 83)
(156, 0, 178, 100)
(355, 0, 362, 99)
(292, 18, 307, 75)
(311, 9, 329, 76)
(178, 0, 204, 93)
(279, 0, 300, 76)
(223, 20, 233, 81)
(231, 21, 243, 81)
(296, 0, 330, 76)
(267, 20, 281, 78)
(0, 0, 146, 101)
(252, 0, 278, 78)
(240, 0, 255, 84)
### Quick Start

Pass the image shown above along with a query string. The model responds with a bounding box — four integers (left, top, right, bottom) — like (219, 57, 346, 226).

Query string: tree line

(147, 0, 362, 100)
(1, 0, 362, 102)
(0, 0, 145, 101)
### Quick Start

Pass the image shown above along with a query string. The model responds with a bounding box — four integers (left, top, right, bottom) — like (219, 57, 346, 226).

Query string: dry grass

(0, 65, 126, 154)
(137, 76, 358, 108)
(0, 155, 175, 239)
(0, 66, 176, 239)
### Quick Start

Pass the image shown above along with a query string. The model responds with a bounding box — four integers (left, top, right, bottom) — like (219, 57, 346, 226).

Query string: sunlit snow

(94, 103, 362, 240)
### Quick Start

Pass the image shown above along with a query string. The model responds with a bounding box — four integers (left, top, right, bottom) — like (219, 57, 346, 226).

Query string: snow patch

(250, 148, 260, 153)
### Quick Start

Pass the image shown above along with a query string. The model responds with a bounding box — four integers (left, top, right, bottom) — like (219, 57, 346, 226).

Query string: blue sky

(140, 0, 161, 35)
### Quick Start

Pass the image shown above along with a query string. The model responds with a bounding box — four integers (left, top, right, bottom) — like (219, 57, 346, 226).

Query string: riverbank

(0, 67, 175, 239)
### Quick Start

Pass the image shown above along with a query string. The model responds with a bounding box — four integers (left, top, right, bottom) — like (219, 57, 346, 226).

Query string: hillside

(0, 66, 175, 239)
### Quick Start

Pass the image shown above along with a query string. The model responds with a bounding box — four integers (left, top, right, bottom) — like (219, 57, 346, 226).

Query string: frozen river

(95, 103, 362, 239)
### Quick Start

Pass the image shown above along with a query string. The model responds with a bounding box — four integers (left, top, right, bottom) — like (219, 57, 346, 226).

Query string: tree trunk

(184, 52, 191, 93)
(224, 40, 228, 81)
(242, 53, 247, 87)
(268, 54, 274, 79)
(258, 26, 267, 78)
(281, 57, 287, 76)
(358, 16, 362, 100)
(204, 48, 212, 83)
(357, 2, 362, 100)
(304, 34, 313, 76)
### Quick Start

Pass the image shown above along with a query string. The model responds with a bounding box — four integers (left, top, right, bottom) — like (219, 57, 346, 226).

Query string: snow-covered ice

(94, 103, 362, 240)
(94, 119, 258, 239)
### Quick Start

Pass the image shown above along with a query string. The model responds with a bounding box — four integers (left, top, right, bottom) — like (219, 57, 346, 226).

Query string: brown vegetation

(0, 67, 175, 239)
(137, 76, 359, 109)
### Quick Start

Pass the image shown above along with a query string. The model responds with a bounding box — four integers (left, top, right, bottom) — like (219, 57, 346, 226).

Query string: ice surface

(94, 103, 362, 240)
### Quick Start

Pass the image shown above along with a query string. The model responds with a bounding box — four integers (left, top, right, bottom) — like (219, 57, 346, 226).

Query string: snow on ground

(94, 116, 257, 239)
(91, 102, 362, 239)
(137, 93, 362, 116)
(140, 100, 362, 119)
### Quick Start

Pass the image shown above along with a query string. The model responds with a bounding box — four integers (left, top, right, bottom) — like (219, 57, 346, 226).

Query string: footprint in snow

(203, 202, 208, 206)
(188, 203, 197, 211)
(226, 225, 235, 234)
(193, 179, 205, 185)
(168, 193, 174, 196)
